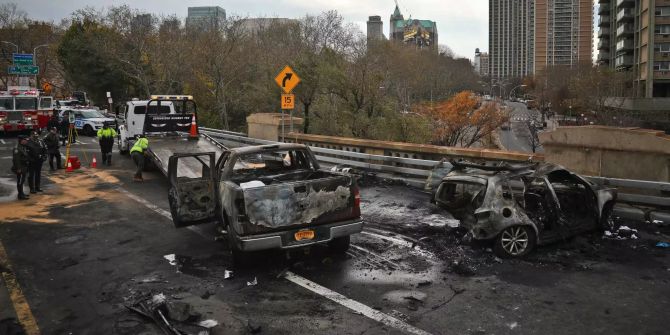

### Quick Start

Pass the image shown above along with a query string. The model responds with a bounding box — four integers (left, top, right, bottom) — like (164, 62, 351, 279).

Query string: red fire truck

(0, 87, 54, 134)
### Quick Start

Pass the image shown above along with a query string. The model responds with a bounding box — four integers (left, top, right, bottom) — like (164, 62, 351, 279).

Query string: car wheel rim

(501, 226, 529, 256)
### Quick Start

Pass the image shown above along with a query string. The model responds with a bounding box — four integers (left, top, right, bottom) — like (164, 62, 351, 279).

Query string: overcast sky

(19, 0, 488, 59)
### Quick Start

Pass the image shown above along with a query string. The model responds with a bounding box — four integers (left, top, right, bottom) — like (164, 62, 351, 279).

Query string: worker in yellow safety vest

(97, 122, 118, 166)
(130, 134, 149, 182)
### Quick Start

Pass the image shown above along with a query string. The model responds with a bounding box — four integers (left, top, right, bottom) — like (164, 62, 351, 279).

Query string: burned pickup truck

(433, 162, 617, 258)
(166, 143, 363, 263)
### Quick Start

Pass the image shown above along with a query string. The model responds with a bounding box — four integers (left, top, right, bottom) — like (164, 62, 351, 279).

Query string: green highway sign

(12, 53, 34, 65)
(8, 65, 39, 75)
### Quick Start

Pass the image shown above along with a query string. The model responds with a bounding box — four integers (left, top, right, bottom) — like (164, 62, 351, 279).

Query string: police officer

(97, 122, 117, 166)
(26, 131, 47, 193)
(11, 135, 30, 200)
(130, 134, 149, 182)
(44, 127, 62, 171)
(59, 116, 69, 146)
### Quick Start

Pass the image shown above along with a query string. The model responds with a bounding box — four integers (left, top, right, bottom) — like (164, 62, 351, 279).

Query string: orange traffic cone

(66, 159, 73, 172)
(91, 155, 97, 168)
(188, 114, 198, 139)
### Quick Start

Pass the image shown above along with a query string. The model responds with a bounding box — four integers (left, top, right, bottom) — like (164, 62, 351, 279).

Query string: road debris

(604, 226, 639, 240)
(656, 242, 670, 248)
(247, 320, 262, 333)
(247, 277, 258, 286)
(224, 269, 233, 279)
(55, 235, 85, 245)
(125, 292, 214, 335)
(164, 254, 177, 266)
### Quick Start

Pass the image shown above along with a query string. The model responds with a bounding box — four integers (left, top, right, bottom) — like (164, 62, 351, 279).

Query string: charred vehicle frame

(433, 162, 617, 257)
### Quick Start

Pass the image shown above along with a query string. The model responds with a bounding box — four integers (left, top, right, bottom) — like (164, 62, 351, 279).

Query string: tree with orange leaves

(418, 91, 507, 147)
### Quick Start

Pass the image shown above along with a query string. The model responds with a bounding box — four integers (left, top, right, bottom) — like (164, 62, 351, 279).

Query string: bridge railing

(201, 129, 670, 208)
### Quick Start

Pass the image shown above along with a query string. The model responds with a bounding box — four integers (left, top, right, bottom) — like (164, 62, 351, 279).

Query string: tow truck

(116, 95, 227, 176)
(0, 87, 54, 134)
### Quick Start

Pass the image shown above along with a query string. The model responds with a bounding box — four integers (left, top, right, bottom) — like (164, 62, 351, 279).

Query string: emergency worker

(97, 122, 117, 166)
(11, 135, 30, 200)
(26, 131, 47, 193)
(130, 134, 149, 182)
(44, 127, 62, 171)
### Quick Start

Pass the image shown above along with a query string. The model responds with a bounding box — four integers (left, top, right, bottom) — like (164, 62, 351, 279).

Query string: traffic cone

(91, 155, 97, 168)
(66, 159, 73, 172)
(188, 114, 198, 139)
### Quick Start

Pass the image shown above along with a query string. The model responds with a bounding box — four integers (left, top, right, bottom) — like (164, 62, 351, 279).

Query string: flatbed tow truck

(117, 95, 227, 176)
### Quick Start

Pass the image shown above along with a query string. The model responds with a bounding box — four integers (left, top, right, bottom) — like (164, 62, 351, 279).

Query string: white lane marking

(115, 187, 209, 239)
(0, 139, 5, 144)
(91, 138, 98, 143)
(283, 271, 433, 335)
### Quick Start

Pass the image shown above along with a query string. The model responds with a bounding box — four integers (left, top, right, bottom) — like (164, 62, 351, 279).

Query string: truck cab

(117, 96, 180, 154)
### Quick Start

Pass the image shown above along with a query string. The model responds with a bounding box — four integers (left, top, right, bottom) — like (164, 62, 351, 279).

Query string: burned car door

(434, 180, 487, 227)
(521, 176, 562, 236)
(167, 152, 219, 228)
(545, 170, 599, 232)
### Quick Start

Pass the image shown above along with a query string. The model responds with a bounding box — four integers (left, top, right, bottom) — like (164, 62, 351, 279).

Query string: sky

(18, 0, 489, 59)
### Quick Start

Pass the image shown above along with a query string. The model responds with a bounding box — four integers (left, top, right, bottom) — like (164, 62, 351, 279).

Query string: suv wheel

(494, 225, 536, 258)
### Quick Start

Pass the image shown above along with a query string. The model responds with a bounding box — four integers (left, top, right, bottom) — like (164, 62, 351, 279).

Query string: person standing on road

(44, 127, 62, 171)
(47, 114, 59, 133)
(26, 131, 47, 193)
(130, 134, 149, 182)
(11, 135, 30, 200)
(59, 116, 69, 146)
(97, 122, 117, 166)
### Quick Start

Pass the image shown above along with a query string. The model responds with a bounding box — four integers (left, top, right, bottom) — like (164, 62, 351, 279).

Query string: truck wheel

(83, 124, 94, 136)
(600, 202, 615, 232)
(494, 225, 536, 258)
(227, 229, 252, 268)
(328, 235, 351, 253)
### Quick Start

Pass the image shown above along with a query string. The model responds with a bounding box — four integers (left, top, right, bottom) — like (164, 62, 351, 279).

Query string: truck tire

(328, 235, 351, 253)
(227, 228, 252, 268)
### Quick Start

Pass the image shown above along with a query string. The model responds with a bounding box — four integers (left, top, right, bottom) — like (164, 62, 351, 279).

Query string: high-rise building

(389, 5, 438, 50)
(186, 6, 226, 29)
(367, 15, 384, 41)
(597, 0, 670, 98)
(535, 0, 593, 71)
(489, 0, 535, 80)
(474, 48, 490, 77)
(489, 0, 593, 81)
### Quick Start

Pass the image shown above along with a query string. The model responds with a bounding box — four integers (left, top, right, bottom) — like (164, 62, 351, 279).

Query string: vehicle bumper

(2, 123, 34, 132)
(236, 219, 364, 252)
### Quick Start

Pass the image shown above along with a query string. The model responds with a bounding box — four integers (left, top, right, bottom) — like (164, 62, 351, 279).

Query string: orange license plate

(294, 230, 315, 241)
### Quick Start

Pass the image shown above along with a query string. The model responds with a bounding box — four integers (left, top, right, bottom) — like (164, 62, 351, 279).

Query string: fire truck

(0, 86, 54, 134)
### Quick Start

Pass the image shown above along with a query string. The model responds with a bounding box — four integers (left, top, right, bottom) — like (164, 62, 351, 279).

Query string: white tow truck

(116, 95, 227, 176)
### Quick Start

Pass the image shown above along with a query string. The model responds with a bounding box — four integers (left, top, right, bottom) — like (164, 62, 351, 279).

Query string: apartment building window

(654, 43, 670, 53)
(655, 7, 670, 16)
(653, 61, 670, 71)
(655, 25, 670, 34)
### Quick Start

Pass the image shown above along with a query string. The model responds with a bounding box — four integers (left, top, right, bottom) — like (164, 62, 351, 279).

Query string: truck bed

(147, 133, 226, 176)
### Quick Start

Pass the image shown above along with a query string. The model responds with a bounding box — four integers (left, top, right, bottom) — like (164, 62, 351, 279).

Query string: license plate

(294, 230, 315, 241)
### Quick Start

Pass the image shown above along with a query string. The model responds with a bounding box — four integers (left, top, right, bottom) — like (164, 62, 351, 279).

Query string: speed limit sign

(281, 94, 294, 110)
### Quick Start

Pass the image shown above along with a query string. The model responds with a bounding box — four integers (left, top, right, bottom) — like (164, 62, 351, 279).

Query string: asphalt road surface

(498, 102, 543, 153)
(0, 134, 669, 334)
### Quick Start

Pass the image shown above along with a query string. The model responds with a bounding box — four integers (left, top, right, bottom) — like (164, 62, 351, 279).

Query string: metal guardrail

(201, 130, 670, 208)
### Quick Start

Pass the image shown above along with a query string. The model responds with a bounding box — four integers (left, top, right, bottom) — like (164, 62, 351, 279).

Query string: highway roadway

(0, 134, 669, 334)
(498, 102, 544, 153)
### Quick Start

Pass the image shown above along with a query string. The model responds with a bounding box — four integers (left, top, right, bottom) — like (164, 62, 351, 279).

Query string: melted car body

(433, 162, 617, 257)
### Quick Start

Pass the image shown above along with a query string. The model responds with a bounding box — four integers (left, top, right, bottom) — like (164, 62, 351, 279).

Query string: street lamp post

(33, 44, 49, 87)
(508, 84, 527, 101)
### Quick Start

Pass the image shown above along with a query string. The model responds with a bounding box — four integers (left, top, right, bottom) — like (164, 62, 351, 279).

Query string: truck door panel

(168, 152, 219, 228)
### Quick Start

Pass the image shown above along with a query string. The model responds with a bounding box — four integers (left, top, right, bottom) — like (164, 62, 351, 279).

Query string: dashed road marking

(0, 240, 40, 335)
(283, 271, 433, 335)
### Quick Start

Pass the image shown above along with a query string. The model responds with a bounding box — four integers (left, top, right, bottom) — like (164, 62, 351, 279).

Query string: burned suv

(433, 162, 617, 258)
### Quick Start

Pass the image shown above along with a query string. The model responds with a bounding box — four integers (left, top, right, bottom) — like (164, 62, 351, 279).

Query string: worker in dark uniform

(44, 127, 62, 171)
(47, 114, 59, 134)
(59, 116, 69, 146)
(11, 135, 30, 200)
(97, 122, 117, 166)
(26, 131, 47, 193)
(130, 134, 149, 182)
